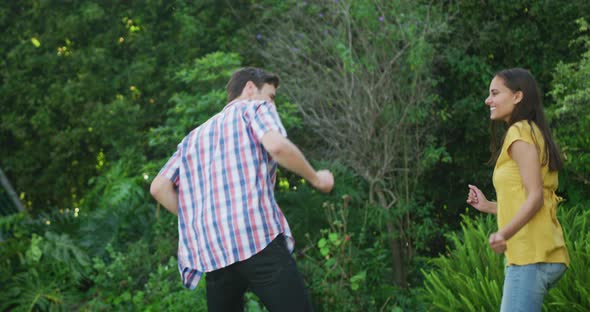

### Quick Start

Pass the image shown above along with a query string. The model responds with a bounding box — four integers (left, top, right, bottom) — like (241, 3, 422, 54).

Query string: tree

(423, 0, 590, 223)
(0, 0, 255, 210)
(258, 0, 449, 287)
(549, 18, 590, 199)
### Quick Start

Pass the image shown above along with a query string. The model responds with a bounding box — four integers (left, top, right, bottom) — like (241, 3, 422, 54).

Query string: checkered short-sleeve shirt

(158, 99, 294, 289)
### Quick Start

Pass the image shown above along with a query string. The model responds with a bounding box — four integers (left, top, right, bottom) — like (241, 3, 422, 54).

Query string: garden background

(1, 1, 589, 311)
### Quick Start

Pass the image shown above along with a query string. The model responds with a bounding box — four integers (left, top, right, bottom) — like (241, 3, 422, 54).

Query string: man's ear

(243, 81, 256, 97)
(513, 90, 523, 105)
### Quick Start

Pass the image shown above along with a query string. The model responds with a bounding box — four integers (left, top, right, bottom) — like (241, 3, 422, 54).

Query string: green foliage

(148, 52, 242, 155)
(81, 214, 205, 311)
(80, 159, 153, 257)
(1, 269, 66, 312)
(30, 209, 81, 239)
(0, 0, 256, 210)
(0, 213, 32, 296)
(135, 257, 207, 311)
(257, 0, 450, 286)
(301, 196, 384, 311)
(293, 182, 427, 311)
(421, 215, 503, 311)
(276, 161, 367, 245)
(84, 245, 204, 310)
(423, 0, 590, 235)
(545, 204, 590, 311)
(0, 229, 91, 311)
(276, 163, 399, 310)
(422, 204, 590, 311)
(42, 232, 91, 282)
(2, 1, 590, 311)
(548, 19, 590, 197)
(0, 211, 30, 239)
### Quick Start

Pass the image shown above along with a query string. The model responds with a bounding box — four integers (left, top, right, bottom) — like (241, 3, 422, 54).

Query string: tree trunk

(374, 185, 407, 287)
(385, 220, 407, 287)
(0, 168, 25, 213)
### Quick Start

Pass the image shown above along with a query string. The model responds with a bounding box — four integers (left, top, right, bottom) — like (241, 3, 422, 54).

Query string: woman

(466, 68, 569, 311)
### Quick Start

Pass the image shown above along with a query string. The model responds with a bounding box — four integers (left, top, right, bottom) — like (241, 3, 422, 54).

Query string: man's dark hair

(226, 67, 280, 102)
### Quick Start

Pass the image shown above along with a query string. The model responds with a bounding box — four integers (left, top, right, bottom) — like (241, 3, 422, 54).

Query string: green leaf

(318, 238, 327, 249)
(30, 37, 40, 47)
(324, 258, 336, 268)
(26, 234, 43, 263)
(328, 233, 339, 244)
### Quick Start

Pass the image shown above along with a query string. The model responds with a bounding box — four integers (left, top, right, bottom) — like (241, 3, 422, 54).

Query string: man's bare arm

(261, 130, 333, 193)
(150, 175, 179, 215)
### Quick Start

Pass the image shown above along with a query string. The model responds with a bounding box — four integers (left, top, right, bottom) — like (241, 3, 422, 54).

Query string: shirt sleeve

(249, 101, 288, 141)
(158, 148, 181, 185)
(504, 121, 536, 154)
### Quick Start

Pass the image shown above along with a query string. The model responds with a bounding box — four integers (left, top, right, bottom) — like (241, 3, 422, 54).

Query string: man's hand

(312, 170, 334, 193)
(262, 131, 335, 193)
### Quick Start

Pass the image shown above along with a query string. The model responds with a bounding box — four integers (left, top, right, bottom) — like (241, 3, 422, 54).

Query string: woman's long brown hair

(488, 68, 563, 171)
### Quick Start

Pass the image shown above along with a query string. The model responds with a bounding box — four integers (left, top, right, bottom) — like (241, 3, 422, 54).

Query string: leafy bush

(422, 203, 590, 311)
(78, 157, 157, 257)
(421, 215, 502, 311)
(0, 229, 91, 311)
(148, 51, 242, 156)
(83, 249, 207, 311)
(545, 204, 590, 311)
(548, 18, 590, 199)
(297, 192, 417, 312)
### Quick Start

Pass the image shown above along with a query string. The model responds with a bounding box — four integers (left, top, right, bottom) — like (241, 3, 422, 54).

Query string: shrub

(421, 203, 590, 311)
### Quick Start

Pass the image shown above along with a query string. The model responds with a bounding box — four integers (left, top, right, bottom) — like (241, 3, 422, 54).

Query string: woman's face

(485, 76, 521, 123)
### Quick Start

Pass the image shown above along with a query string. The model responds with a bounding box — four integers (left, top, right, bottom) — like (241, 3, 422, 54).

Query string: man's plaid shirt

(159, 99, 294, 289)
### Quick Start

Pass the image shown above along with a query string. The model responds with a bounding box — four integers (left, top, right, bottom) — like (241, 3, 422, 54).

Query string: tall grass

(422, 203, 590, 311)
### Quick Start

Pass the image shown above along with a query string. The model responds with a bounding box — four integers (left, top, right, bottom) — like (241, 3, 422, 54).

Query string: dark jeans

(205, 234, 313, 312)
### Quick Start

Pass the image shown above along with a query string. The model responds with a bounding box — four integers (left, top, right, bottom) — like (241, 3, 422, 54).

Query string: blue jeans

(500, 263, 567, 312)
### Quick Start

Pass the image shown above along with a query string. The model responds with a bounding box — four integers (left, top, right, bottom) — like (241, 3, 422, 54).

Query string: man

(150, 67, 334, 311)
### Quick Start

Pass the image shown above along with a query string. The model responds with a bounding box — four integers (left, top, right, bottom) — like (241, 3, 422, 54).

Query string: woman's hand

(489, 232, 507, 254)
(466, 184, 496, 214)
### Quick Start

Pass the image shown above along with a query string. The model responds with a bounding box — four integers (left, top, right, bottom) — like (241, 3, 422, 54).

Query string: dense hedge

(1, 1, 589, 311)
